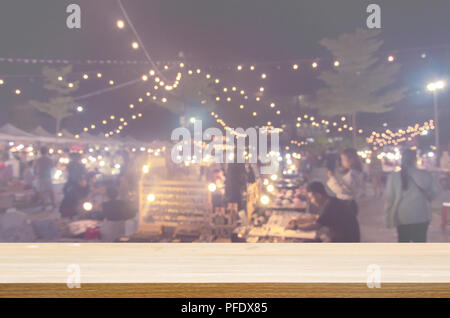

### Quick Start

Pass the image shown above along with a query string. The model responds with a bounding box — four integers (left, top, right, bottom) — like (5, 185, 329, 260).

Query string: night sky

(1, 0, 449, 144)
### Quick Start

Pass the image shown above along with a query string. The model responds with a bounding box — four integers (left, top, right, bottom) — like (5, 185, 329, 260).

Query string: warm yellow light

(260, 195, 270, 205)
(312, 62, 318, 68)
(261, 73, 267, 79)
(142, 75, 148, 81)
(97, 73, 102, 78)
(267, 184, 275, 192)
(388, 55, 395, 62)
(15, 89, 21, 95)
(83, 74, 89, 79)
(109, 80, 114, 85)
(292, 64, 299, 70)
(116, 20, 125, 29)
(142, 165, 150, 174)
(147, 193, 155, 202)
(240, 105, 244, 109)
(237, 65, 242, 71)
(334, 60, 340, 67)
(83, 202, 93, 211)
(129, 104, 134, 109)
(208, 183, 217, 192)
(131, 41, 139, 49)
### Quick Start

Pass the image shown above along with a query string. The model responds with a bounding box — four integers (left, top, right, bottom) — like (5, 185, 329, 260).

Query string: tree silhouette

(311, 28, 407, 146)
(30, 65, 79, 134)
(154, 75, 217, 119)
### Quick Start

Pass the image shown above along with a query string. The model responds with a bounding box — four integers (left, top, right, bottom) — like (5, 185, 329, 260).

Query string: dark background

(0, 0, 449, 144)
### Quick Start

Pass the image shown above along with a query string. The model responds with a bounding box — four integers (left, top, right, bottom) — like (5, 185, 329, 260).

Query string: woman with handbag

(384, 149, 440, 242)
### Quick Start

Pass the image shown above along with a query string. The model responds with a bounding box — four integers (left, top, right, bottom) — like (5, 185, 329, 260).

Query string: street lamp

(426, 79, 446, 166)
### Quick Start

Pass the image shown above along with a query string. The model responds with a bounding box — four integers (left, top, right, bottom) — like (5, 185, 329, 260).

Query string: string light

(116, 20, 125, 29)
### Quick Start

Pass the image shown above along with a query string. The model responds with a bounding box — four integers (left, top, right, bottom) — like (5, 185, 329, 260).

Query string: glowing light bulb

(116, 20, 125, 29)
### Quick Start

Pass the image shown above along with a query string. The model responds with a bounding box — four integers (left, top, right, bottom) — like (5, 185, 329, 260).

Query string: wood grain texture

(1, 283, 450, 298)
(1, 243, 450, 289)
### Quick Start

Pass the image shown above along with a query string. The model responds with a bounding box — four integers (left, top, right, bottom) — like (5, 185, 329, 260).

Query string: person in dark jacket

(287, 181, 360, 242)
(101, 186, 137, 221)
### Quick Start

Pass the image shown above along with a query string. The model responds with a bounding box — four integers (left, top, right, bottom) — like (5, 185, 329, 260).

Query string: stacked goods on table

(273, 187, 308, 209)
(136, 179, 211, 242)
(0, 180, 35, 211)
(236, 211, 316, 242)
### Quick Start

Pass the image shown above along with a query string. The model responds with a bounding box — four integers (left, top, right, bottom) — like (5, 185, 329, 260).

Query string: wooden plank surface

(2, 283, 450, 298)
(0, 243, 449, 286)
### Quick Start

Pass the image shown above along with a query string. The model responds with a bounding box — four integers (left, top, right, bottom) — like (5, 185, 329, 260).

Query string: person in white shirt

(384, 149, 440, 242)
(327, 148, 365, 215)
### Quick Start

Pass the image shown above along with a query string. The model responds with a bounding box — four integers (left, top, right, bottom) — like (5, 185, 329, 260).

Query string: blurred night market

(0, 0, 449, 243)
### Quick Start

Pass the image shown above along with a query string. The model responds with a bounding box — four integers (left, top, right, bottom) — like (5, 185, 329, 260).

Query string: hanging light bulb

(116, 20, 125, 29)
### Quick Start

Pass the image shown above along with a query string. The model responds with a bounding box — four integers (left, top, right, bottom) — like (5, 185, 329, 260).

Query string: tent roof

(32, 126, 54, 137)
(0, 124, 35, 140)
(0, 124, 33, 137)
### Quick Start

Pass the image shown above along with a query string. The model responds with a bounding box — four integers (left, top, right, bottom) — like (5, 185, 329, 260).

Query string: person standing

(327, 148, 365, 215)
(369, 151, 384, 197)
(66, 152, 86, 184)
(384, 149, 440, 242)
(225, 163, 246, 211)
(34, 146, 55, 210)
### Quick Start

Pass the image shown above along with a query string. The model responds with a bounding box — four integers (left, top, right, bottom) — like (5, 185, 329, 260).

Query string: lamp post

(426, 80, 446, 166)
